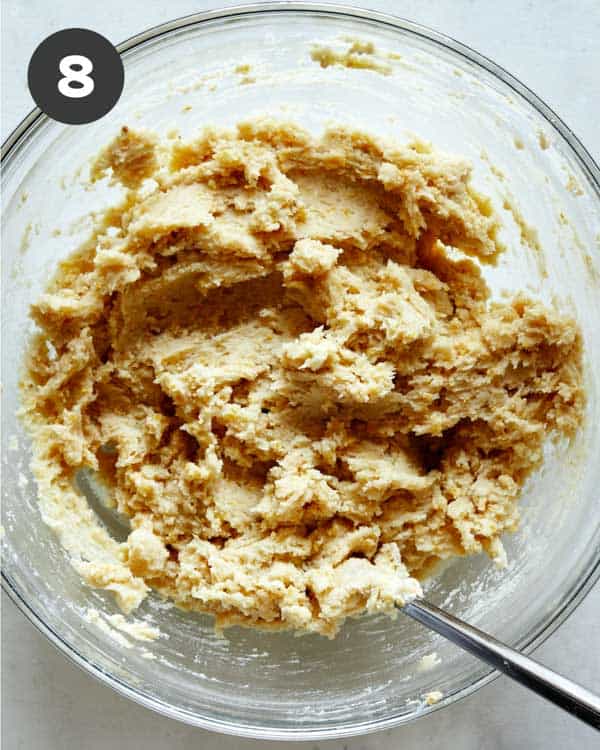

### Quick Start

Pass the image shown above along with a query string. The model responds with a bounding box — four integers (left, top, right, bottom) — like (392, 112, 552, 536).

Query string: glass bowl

(2, 3, 600, 741)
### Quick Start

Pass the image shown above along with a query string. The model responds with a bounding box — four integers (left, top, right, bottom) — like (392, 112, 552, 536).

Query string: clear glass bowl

(2, 3, 600, 741)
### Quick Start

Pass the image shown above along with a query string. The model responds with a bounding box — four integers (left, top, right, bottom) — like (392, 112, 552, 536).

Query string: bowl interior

(2, 7, 600, 739)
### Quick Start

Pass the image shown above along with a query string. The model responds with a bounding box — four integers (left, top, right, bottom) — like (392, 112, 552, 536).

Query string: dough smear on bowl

(21, 121, 584, 637)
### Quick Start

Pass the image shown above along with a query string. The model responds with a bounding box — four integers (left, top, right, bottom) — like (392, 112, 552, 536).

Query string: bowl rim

(2, 1, 600, 741)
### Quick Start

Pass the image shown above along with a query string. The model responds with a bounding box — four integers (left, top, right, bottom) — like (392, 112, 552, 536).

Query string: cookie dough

(21, 121, 584, 637)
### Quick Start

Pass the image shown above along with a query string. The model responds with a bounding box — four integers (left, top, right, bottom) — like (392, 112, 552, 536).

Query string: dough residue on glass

(418, 652, 441, 673)
(424, 690, 444, 705)
(310, 39, 392, 76)
(21, 120, 584, 637)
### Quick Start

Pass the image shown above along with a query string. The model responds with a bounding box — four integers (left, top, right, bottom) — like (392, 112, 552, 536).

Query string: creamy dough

(21, 121, 584, 637)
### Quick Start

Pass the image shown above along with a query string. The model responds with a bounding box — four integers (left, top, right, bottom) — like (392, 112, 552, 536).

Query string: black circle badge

(28, 28, 124, 125)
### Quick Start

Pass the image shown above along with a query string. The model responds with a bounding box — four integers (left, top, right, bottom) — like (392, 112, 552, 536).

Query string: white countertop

(2, 1, 599, 748)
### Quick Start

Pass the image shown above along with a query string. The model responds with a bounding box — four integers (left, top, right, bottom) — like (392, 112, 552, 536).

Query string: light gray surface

(1, 1, 599, 748)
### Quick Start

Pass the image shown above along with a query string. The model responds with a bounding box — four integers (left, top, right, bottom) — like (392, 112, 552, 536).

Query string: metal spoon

(400, 599, 600, 729)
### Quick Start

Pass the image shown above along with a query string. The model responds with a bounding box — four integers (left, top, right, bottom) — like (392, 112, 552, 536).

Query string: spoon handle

(402, 599, 600, 730)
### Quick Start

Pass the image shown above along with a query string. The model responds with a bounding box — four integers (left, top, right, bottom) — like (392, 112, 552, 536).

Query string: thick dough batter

(21, 121, 583, 637)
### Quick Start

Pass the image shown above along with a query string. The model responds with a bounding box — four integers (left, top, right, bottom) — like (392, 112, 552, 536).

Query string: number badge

(28, 28, 124, 125)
